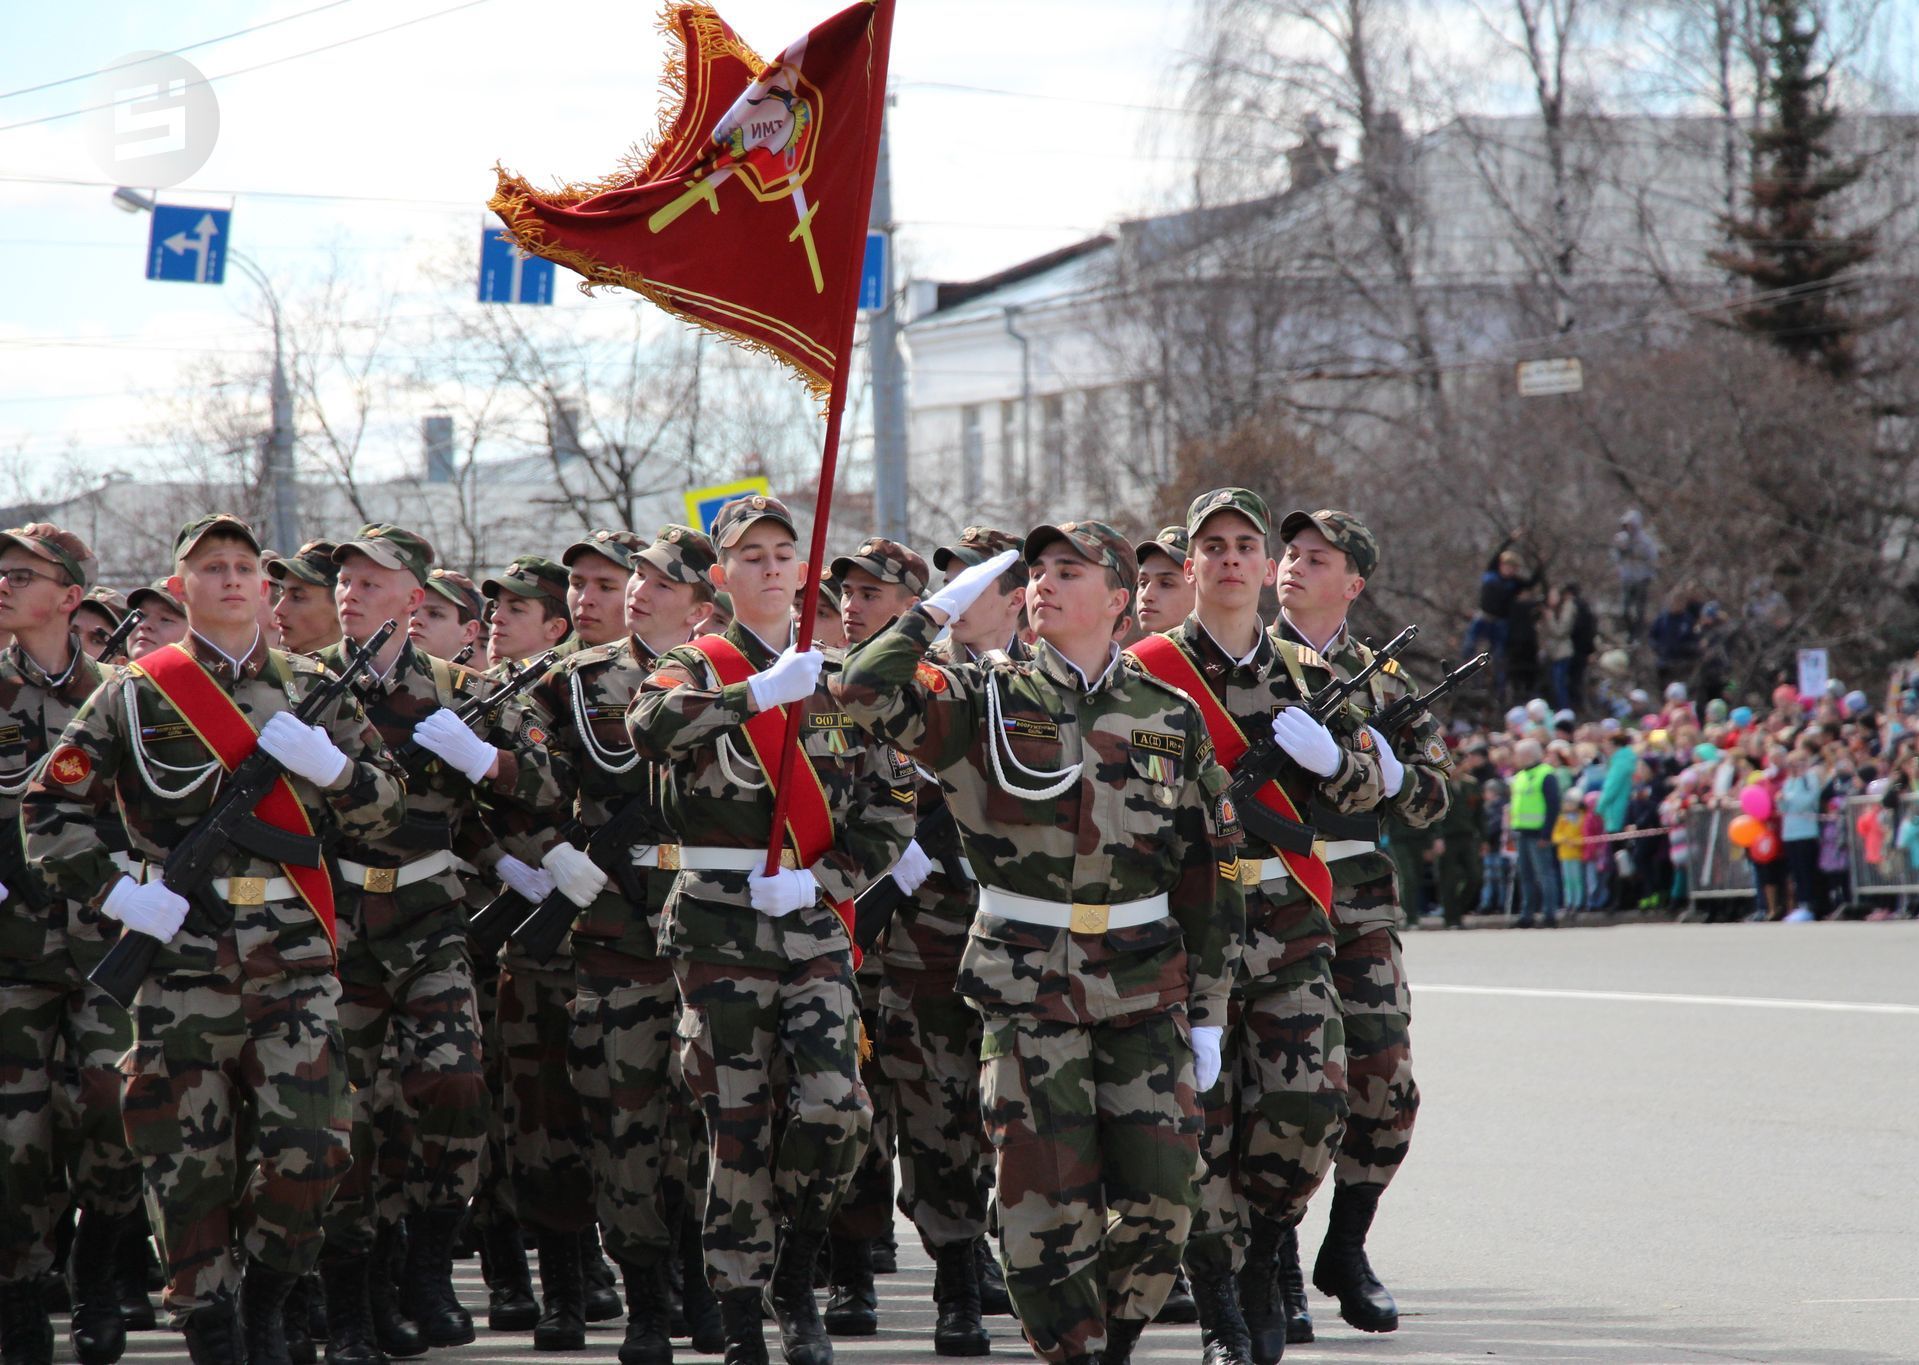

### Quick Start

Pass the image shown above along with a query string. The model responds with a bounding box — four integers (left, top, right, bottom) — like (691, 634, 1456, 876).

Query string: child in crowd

(1552, 792, 1587, 915)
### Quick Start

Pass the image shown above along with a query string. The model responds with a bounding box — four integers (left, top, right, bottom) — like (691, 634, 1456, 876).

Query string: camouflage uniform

(831, 519, 1243, 1365)
(23, 600, 405, 1319)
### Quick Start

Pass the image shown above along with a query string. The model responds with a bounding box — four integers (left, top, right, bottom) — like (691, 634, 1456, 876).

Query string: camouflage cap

(933, 525, 1024, 574)
(830, 537, 929, 596)
(0, 521, 97, 590)
(172, 512, 260, 562)
(127, 578, 184, 616)
(563, 528, 647, 571)
(482, 555, 570, 607)
(424, 568, 486, 622)
(1278, 508, 1378, 577)
(78, 586, 128, 624)
(1024, 519, 1138, 586)
(1133, 525, 1190, 568)
(711, 492, 798, 549)
(630, 524, 718, 590)
(333, 523, 435, 585)
(1187, 486, 1271, 539)
(266, 538, 341, 589)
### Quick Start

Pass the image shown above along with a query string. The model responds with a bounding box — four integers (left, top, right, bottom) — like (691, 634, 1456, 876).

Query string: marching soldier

(268, 540, 343, 657)
(410, 569, 487, 663)
(316, 524, 563, 1361)
(831, 521, 1244, 1365)
(1125, 490, 1384, 1365)
(628, 493, 908, 1365)
(1273, 510, 1450, 1338)
(485, 556, 574, 667)
(1131, 526, 1193, 638)
(126, 582, 187, 661)
(74, 588, 130, 663)
(0, 525, 143, 1365)
(23, 513, 405, 1365)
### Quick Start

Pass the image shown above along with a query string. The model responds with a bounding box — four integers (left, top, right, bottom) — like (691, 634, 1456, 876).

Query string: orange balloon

(1728, 814, 1763, 848)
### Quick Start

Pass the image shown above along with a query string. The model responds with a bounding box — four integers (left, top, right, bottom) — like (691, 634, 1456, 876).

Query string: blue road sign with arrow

(146, 205, 230, 284)
(479, 228, 555, 305)
(858, 230, 887, 311)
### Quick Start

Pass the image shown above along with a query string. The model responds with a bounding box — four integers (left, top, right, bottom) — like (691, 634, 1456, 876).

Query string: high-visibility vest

(1511, 763, 1554, 833)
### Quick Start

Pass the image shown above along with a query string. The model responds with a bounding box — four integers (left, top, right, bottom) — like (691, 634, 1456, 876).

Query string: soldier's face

(274, 580, 339, 654)
(129, 602, 187, 660)
(715, 525, 804, 628)
(1133, 554, 1193, 634)
(410, 597, 478, 659)
(0, 548, 79, 633)
(172, 540, 265, 635)
(1278, 528, 1363, 616)
(626, 566, 706, 647)
(1029, 545, 1125, 642)
(1192, 512, 1276, 614)
(567, 553, 630, 647)
(74, 606, 117, 660)
(838, 568, 915, 645)
(335, 554, 423, 645)
(810, 602, 845, 649)
(488, 594, 566, 663)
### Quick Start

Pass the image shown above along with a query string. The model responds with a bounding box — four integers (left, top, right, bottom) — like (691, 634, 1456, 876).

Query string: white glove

(747, 647, 824, 711)
(1365, 725, 1406, 798)
(257, 711, 350, 787)
(102, 875, 189, 941)
(542, 841, 609, 909)
(413, 707, 499, 784)
(923, 548, 1022, 623)
(892, 840, 934, 896)
(497, 854, 554, 902)
(1191, 1024, 1223, 1092)
(748, 866, 819, 918)
(1271, 708, 1341, 779)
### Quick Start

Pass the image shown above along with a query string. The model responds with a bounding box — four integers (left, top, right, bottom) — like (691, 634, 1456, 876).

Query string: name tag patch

(0, 724, 23, 746)
(138, 722, 193, 743)
(1131, 729, 1184, 758)
(1002, 716, 1059, 742)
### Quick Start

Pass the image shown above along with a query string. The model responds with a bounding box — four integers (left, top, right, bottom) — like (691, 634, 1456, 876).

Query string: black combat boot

(718, 1290, 767, 1365)
(678, 1213, 723, 1355)
(367, 1225, 423, 1359)
(113, 1214, 158, 1331)
(481, 1216, 539, 1332)
(68, 1208, 131, 1365)
(1154, 1268, 1198, 1324)
(0, 1277, 52, 1365)
(241, 1260, 301, 1365)
(614, 1252, 672, 1365)
(1103, 1317, 1147, 1365)
(284, 1273, 317, 1365)
(1239, 1214, 1285, 1365)
(318, 1250, 386, 1365)
(1275, 1224, 1312, 1344)
(532, 1231, 587, 1351)
(398, 1206, 474, 1347)
(1192, 1270, 1255, 1365)
(821, 1237, 875, 1337)
(972, 1237, 1011, 1317)
(766, 1225, 831, 1365)
(869, 1226, 897, 1276)
(1312, 1183, 1398, 1333)
(582, 1227, 624, 1324)
(930, 1240, 988, 1358)
(181, 1297, 244, 1365)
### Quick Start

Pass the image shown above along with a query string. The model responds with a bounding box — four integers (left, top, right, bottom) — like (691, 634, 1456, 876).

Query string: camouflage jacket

(525, 634, 671, 971)
(1127, 615, 1385, 986)
(317, 639, 561, 973)
(627, 620, 913, 969)
(832, 606, 1244, 1031)
(0, 636, 109, 977)
(22, 633, 404, 980)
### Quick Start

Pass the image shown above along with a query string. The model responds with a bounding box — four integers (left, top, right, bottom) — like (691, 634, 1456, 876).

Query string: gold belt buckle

(362, 866, 399, 894)
(1069, 902, 1110, 934)
(228, 875, 267, 907)
(1239, 858, 1263, 887)
(780, 848, 800, 871)
(656, 844, 681, 872)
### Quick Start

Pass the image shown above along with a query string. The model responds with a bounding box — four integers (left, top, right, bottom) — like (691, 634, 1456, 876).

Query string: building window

(960, 404, 984, 503)
(1000, 399, 1021, 490)
(1041, 394, 1066, 488)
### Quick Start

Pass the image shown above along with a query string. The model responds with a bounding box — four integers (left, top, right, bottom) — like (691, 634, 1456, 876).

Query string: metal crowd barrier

(1844, 793, 1919, 898)
(1686, 807, 1757, 901)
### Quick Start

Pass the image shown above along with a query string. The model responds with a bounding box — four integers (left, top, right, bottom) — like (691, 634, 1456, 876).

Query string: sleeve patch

(647, 672, 684, 689)
(518, 717, 548, 746)
(915, 661, 949, 694)
(1354, 727, 1375, 752)
(46, 746, 91, 784)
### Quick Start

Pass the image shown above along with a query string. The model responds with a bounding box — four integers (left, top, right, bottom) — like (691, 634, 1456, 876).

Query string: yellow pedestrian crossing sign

(685, 477, 773, 534)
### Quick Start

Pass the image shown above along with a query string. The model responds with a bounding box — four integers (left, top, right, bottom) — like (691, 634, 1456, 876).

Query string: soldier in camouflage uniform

(267, 539, 343, 658)
(628, 494, 909, 1365)
(1273, 510, 1450, 1340)
(832, 520, 1244, 1365)
(1123, 490, 1385, 1365)
(1130, 526, 1193, 640)
(126, 581, 187, 662)
(24, 513, 406, 1365)
(0, 525, 143, 1365)
(74, 587, 129, 663)
(316, 524, 564, 1359)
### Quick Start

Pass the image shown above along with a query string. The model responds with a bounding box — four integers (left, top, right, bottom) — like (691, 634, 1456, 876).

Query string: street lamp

(113, 187, 301, 555)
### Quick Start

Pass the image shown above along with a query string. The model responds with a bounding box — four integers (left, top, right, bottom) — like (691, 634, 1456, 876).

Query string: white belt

(1240, 840, 1376, 890)
(977, 886, 1170, 934)
(336, 849, 459, 894)
(136, 862, 299, 907)
(1321, 840, 1376, 862)
(633, 845, 801, 872)
(958, 857, 977, 882)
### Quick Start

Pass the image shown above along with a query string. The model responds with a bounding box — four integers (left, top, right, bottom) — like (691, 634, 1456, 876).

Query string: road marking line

(1801, 1298, 1919, 1304)
(1419, 984, 1919, 1016)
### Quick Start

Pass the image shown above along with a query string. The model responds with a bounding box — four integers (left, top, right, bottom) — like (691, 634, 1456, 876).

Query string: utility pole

(869, 101, 910, 542)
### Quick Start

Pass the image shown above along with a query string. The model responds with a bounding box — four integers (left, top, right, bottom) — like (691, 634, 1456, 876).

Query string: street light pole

(113, 188, 300, 553)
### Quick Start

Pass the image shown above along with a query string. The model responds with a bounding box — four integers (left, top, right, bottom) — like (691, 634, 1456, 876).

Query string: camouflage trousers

(324, 942, 487, 1253)
(121, 966, 349, 1319)
(829, 983, 896, 1243)
(498, 956, 593, 1235)
(876, 977, 988, 1248)
(468, 958, 515, 1230)
(674, 953, 871, 1294)
(660, 1020, 710, 1232)
(570, 955, 678, 1265)
(980, 1011, 1201, 1364)
(0, 978, 141, 1282)
(1331, 881, 1420, 1189)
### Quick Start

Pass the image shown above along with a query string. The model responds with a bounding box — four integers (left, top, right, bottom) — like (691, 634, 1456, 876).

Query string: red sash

(685, 635, 859, 963)
(1127, 633, 1334, 914)
(133, 644, 336, 943)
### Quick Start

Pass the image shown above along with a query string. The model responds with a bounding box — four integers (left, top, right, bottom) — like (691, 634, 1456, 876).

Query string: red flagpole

(763, 0, 897, 877)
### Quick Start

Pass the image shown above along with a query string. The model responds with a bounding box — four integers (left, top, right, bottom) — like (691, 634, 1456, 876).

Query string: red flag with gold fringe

(490, 0, 893, 402)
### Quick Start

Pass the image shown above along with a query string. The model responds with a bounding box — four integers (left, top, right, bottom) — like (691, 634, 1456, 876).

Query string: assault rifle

(1369, 652, 1489, 736)
(96, 607, 144, 662)
(509, 783, 673, 965)
(851, 799, 969, 955)
(392, 649, 556, 777)
(89, 619, 398, 1010)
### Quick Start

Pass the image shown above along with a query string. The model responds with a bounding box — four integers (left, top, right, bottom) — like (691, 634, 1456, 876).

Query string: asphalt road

(104, 920, 1917, 1364)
